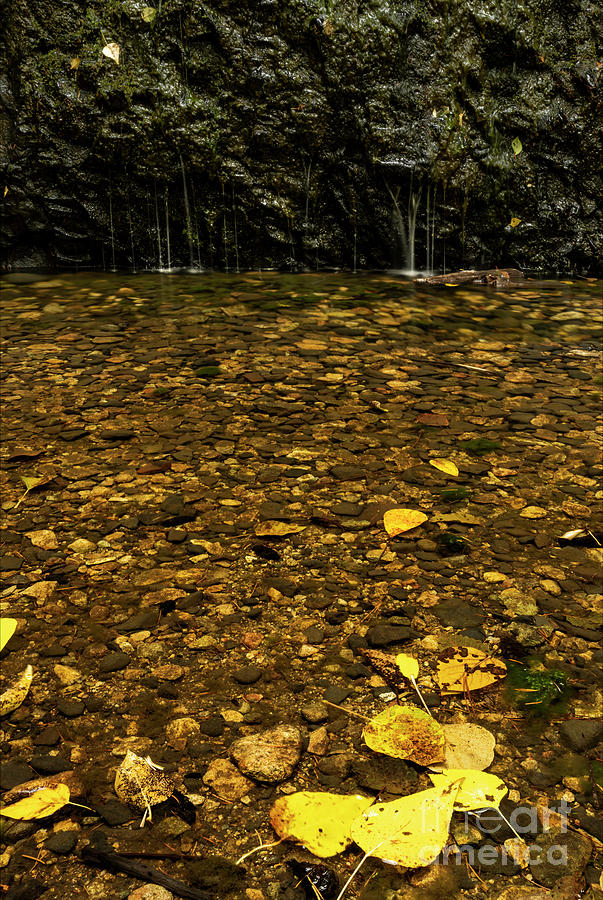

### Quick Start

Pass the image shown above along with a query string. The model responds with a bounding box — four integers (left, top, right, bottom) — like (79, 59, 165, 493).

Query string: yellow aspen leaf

(70, 57, 81, 70)
(141, 7, 157, 22)
(436, 647, 507, 694)
(430, 723, 496, 772)
(395, 653, 419, 680)
(1, 784, 70, 819)
(0, 665, 33, 716)
(429, 459, 459, 477)
(0, 618, 17, 652)
(512, 137, 522, 155)
(270, 792, 373, 857)
(350, 782, 459, 866)
(383, 508, 428, 537)
(429, 769, 508, 811)
(510, 217, 521, 227)
(102, 42, 120, 64)
(363, 705, 445, 766)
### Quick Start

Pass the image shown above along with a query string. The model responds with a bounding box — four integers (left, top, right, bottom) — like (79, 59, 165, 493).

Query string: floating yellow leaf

(350, 782, 459, 866)
(114, 751, 175, 824)
(436, 647, 507, 694)
(429, 769, 508, 811)
(102, 42, 120, 64)
(1, 784, 70, 819)
(509, 217, 521, 227)
(383, 509, 428, 537)
(363, 705, 445, 766)
(0, 618, 17, 652)
(429, 459, 459, 477)
(0, 665, 33, 716)
(270, 792, 373, 857)
(254, 521, 307, 537)
(395, 653, 419, 680)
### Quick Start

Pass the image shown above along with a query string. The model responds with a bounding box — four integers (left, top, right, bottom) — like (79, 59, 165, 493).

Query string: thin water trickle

(222, 183, 229, 273)
(179, 154, 194, 270)
(232, 183, 240, 273)
(108, 191, 116, 271)
(127, 193, 137, 272)
(154, 183, 163, 270)
(165, 188, 172, 271)
(386, 174, 422, 275)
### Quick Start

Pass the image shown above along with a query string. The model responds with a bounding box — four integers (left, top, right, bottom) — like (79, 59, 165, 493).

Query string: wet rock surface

(1, 3, 602, 271)
(0, 272, 601, 898)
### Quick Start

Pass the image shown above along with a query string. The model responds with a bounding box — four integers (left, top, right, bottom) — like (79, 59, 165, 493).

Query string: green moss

(506, 662, 571, 716)
(460, 438, 502, 454)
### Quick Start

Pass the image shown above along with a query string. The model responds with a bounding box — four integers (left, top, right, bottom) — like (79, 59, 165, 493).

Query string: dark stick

(81, 846, 212, 900)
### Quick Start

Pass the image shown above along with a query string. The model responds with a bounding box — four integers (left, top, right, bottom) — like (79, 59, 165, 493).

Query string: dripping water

(154, 182, 163, 270)
(222, 182, 229, 272)
(179, 153, 194, 270)
(165, 187, 171, 271)
(108, 190, 116, 271)
(232, 183, 240, 273)
(385, 173, 422, 275)
(127, 191, 136, 272)
(430, 184, 436, 273)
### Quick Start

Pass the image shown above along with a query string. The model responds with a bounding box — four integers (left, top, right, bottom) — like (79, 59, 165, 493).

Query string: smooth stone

(232, 666, 263, 685)
(40, 644, 68, 658)
(433, 599, 484, 628)
(528, 827, 592, 887)
(500, 588, 538, 617)
(96, 799, 133, 826)
(323, 686, 351, 705)
(25, 529, 58, 550)
(30, 754, 71, 775)
(34, 726, 61, 746)
(44, 831, 78, 854)
(128, 884, 174, 900)
(0, 760, 35, 791)
(366, 624, 414, 646)
(199, 716, 225, 737)
(230, 724, 303, 783)
(559, 718, 603, 752)
(99, 652, 131, 673)
(57, 699, 85, 718)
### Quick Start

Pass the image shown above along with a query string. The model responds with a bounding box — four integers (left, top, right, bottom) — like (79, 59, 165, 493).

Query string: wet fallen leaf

(430, 723, 496, 772)
(1, 784, 70, 819)
(429, 769, 508, 811)
(254, 521, 307, 537)
(0, 618, 17, 652)
(19, 475, 46, 491)
(102, 42, 120, 64)
(509, 217, 521, 227)
(0, 665, 33, 716)
(359, 649, 405, 690)
(383, 508, 428, 536)
(350, 782, 459, 866)
(416, 413, 449, 426)
(114, 751, 175, 825)
(141, 6, 157, 22)
(429, 459, 459, 477)
(512, 137, 522, 156)
(70, 57, 80, 70)
(270, 792, 373, 857)
(395, 653, 419, 680)
(436, 647, 507, 694)
(363, 705, 445, 765)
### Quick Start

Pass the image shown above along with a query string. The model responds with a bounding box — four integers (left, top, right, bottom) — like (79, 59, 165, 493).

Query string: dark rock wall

(1, 0, 601, 271)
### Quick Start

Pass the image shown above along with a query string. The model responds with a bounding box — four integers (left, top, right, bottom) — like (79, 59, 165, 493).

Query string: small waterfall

(385, 173, 422, 274)
(164, 187, 171, 271)
(302, 156, 312, 227)
(154, 182, 163, 270)
(179, 154, 194, 270)
(108, 190, 116, 271)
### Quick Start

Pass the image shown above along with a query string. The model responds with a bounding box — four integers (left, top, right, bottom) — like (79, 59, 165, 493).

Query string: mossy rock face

(2, 0, 601, 271)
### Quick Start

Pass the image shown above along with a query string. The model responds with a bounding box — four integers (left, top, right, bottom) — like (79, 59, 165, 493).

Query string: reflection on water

(1, 272, 601, 350)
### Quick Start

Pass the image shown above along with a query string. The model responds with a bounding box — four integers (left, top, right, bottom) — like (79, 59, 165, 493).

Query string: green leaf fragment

(19, 475, 44, 491)
(512, 137, 523, 156)
(142, 7, 157, 22)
